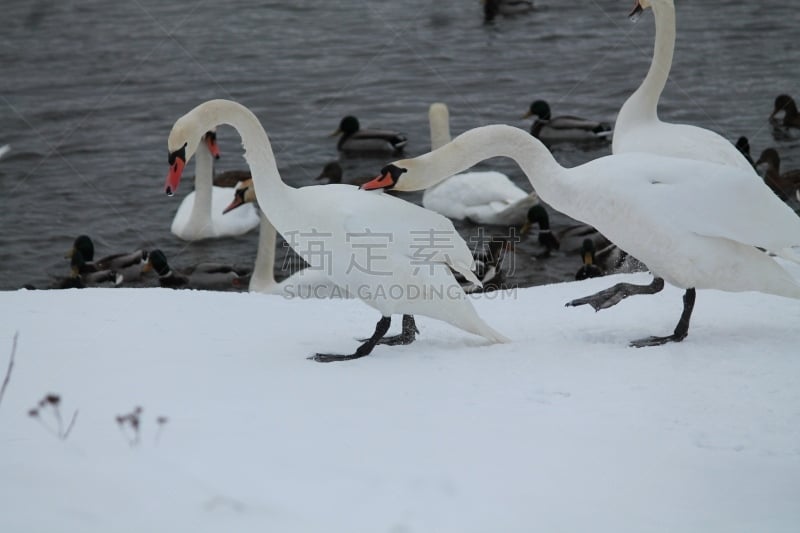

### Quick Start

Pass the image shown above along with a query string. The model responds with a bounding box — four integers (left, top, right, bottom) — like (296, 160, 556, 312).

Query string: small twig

(0, 331, 19, 409)
(63, 410, 79, 440)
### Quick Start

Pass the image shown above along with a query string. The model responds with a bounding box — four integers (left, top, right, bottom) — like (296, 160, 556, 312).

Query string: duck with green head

(523, 100, 612, 145)
(143, 249, 245, 291)
(66, 235, 148, 283)
(331, 115, 407, 154)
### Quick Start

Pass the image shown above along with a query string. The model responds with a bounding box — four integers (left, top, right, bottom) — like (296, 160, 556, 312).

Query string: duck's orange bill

(359, 172, 393, 191)
(165, 158, 185, 196)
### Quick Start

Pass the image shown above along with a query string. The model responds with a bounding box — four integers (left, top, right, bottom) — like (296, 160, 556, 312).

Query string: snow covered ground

(1, 270, 799, 532)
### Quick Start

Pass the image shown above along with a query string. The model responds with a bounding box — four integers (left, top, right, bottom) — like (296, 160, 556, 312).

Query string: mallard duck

(455, 239, 513, 293)
(755, 148, 800, 201)
(60, 250, 121, 288)
(331, 116, 407, 154)
(523, 100, 612, 145)
(142, 249, 247, 290)
(67, 235, 148, 282)
(313, 161, 376, 187)
(574, 239, 604, 281)
(520, 204, 560, 257)
(483, 0, 534, 21)
(770, 94, 800, 129)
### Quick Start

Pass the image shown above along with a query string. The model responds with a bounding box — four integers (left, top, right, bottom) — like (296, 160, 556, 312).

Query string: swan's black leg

(358, 314, 419, 346)
(310, 316, 392, 363)
(566, 277, 665, 311)
(630, 288, 696, 348)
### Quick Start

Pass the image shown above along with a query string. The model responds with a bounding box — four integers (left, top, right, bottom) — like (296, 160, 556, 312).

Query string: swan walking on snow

(170, 130, 259, 240)
(423, 103, 538, 226)
(164, 100, 507, 361)
(614, 0, 754, 172)
(361, 124, 800, 347)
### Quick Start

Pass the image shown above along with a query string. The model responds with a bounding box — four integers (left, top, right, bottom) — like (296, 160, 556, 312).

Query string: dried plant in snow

(28, 393, 79, 440)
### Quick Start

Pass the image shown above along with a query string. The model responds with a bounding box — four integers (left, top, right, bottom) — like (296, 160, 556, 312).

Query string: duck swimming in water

(523, 99, 612, 145)
(331, 115, 407, 155)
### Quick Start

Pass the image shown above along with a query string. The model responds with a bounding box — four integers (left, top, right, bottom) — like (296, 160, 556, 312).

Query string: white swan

(422, 103, 538, 226)
(170, 130, 259, 240)
(223, 179, 351, 298)
(361, 124, 800, 346)
(613, 0, 753, 172)
(164, 100, 508, 361)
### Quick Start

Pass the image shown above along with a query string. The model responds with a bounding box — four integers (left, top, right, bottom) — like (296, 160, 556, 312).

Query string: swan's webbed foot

(629, 288, 696, 349)
(309, 316, 392, 363)
(629, 332, 688, 348)
(310, 352, 367, 363)
(359, 314, 419, 346)
(566, 277, 665, 311)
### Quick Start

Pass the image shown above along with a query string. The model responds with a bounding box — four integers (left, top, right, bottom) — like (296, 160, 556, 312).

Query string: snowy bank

(0, 271, 799, 532)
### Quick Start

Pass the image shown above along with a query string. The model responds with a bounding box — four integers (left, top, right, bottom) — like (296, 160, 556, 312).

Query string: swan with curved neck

(613, 0, 753, 172)
(169, 130, 259, 241)
(223, 179, 350, 298)
(422, 103, 538, 226)
(362, 124, 800, 346)
(165, 99, 508, 361)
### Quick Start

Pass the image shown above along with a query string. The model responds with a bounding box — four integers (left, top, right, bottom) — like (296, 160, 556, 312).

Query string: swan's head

(360, 164, 408, 191)
(523, 100, 551, 121)
(223, 179, 257, 214)
(165, 112, 207, 196)
(331, 116, 360, 137)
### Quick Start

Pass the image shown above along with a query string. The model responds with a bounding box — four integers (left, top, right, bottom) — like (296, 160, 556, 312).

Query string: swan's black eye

(380, 164, 407, 183)
(168, 142, 188, 165)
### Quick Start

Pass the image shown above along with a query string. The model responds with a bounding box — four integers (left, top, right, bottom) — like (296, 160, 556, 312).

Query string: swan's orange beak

(165, 157, 185, 196)
(360, 172, 393, 191)
(205, 133, 221, 160)
(223, 195, 244, 214)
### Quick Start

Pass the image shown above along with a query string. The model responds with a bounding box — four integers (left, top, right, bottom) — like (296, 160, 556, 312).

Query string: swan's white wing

(614, 121, 754, 173)
(585, 154, 800, 252)
(423, 170, 530, 222)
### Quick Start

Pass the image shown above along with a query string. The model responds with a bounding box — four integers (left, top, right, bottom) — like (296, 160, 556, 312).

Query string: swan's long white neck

(183, 100, 294, 231)
(429, 103, 452, 151)
(186, 141, 213, 230)
(249, 209, 278, 292)
(424, 103, 454, 200)
(614, 1, 675, 133)
(398, 125, 574, 211)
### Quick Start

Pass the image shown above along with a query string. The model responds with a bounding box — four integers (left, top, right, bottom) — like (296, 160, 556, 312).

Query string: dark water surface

(1, 0, 798, 290)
